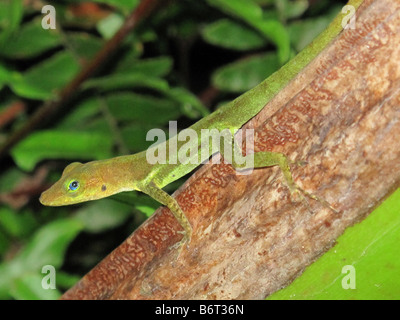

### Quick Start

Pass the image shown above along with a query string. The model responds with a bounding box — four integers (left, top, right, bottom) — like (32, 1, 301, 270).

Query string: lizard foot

(169, 229, 191, 261)
(291, 185, 338, 214)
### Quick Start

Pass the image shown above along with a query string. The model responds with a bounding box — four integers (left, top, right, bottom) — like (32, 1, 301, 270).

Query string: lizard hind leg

(267, 154, 338, 214)
(257, 152, 337, 214)
(293, 184, 338, 214)
(218, 134, 336, 213)
(283, 157, 338, 214)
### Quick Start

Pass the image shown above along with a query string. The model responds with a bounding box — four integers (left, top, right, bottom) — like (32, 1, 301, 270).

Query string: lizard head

(40, 161, 115, 206)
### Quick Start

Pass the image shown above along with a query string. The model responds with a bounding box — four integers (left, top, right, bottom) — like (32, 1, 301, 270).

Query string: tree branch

(62, 0, 400, 299)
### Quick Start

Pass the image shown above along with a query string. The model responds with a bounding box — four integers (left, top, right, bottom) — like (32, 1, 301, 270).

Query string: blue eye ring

(68, 180, 80, 191)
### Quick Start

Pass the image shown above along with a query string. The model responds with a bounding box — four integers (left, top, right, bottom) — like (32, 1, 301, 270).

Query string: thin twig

(0, 101, 26, 129)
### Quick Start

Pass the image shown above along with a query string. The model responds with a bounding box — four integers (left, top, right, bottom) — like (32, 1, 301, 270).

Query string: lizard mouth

(39, 189, 54, 206)
(39, 188, 65, 206)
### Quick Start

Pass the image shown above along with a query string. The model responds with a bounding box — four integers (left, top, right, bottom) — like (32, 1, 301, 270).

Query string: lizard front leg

(140, 181, 192, 252)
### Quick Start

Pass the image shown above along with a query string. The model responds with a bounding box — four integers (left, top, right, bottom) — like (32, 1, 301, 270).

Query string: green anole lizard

(39, 1, 361, 251)
(40, 103, 305, 249)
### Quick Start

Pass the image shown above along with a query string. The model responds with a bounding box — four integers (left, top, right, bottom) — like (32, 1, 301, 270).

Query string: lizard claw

(291, 185, 338, 214)
(169, 230, 191, 261)
(291, 159, 308, 167)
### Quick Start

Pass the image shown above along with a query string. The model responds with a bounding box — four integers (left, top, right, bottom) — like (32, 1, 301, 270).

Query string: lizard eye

(68, 180, 80, 192)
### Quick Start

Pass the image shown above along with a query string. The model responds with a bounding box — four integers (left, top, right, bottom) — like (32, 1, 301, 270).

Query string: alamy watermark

(41, 5, 56, 29)
(341, 265, 356, 290)
(41, 265, 56, 290)
(342, 5, 356, 30)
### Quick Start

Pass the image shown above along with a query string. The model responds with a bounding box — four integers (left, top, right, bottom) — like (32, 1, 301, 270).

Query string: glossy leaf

(202, 19, 266, 51)
(288, 8, 339, 52)
(56, 97, 101, 130)
(105, 92, 181, 125)
(0, 0, 23, 46)
(10, 274, 61, 300)
(275, 0, 308, 20)
(0, 208, 37, 239)
(0, 218, 83, 299)
(162, 87, 209, 119)
(83, 73, 169, 92)
(0, 208, 26, 237)
(9, 52, 80, 100)
(212, 53, 279, 92)
(96, 13, 124, 39)
(66, 32, 104, 61)
(0, 64, 11, 90)
(75, 199, 132, 233)
(11, 130, 113, 171)
(115, 56, 173, 78)
(120, 124, 157, 152)
(207, 0, 290, 63)
(17, 218, 84, 269)
(93, 0, 139, 12)
(0, 18, 61, 59)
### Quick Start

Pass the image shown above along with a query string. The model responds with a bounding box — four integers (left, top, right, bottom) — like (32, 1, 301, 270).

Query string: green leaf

(75, 199, 132, 233)
(0, 218, 83, 299)
(288, 8, 339, 52)
(9, 52, 80, 100)
(18, 218, 84, 268)
(11, 130, 113, 171)
(0, 167, 26, 192)
(165, 87, 209, 119)
(110, 192, 159, 217)
(0, 207, 24, 237)
(10, 274, 61, 300)
(55, 271, 80, 290)
(202, 19, 266, 51)
(7, 71, 49, 100)
(115, 56, 173, 78)
(93, 0, 139, 12)
(0, 232, 10, 257)
(105, 92, 180, 125)
(212, 53, 279, 92)
(268, 188, 400, 300)
(207, 0, 263, 21)
(56, 97, 101, 130)
(66, 32, 104, 61)
(96, 13, 124, 39)
(0, 64, 11, 90)
(0, 208, 37, 238)
(207, 0, 290, 63)
(120, 124, 156, 152)
(0, 0, 23, 46)
(251, 19, 289, 64)
(83, 73, 169, 92)
(285, 0, 308, 19)
(275, 0, 308, 21)
(0, 18, 61, 59)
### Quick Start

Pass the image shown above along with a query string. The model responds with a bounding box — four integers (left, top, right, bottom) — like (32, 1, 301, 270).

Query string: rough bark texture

(62, 0, 400, 300)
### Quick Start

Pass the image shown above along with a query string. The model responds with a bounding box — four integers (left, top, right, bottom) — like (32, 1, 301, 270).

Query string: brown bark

(62, 0, 400, 299)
